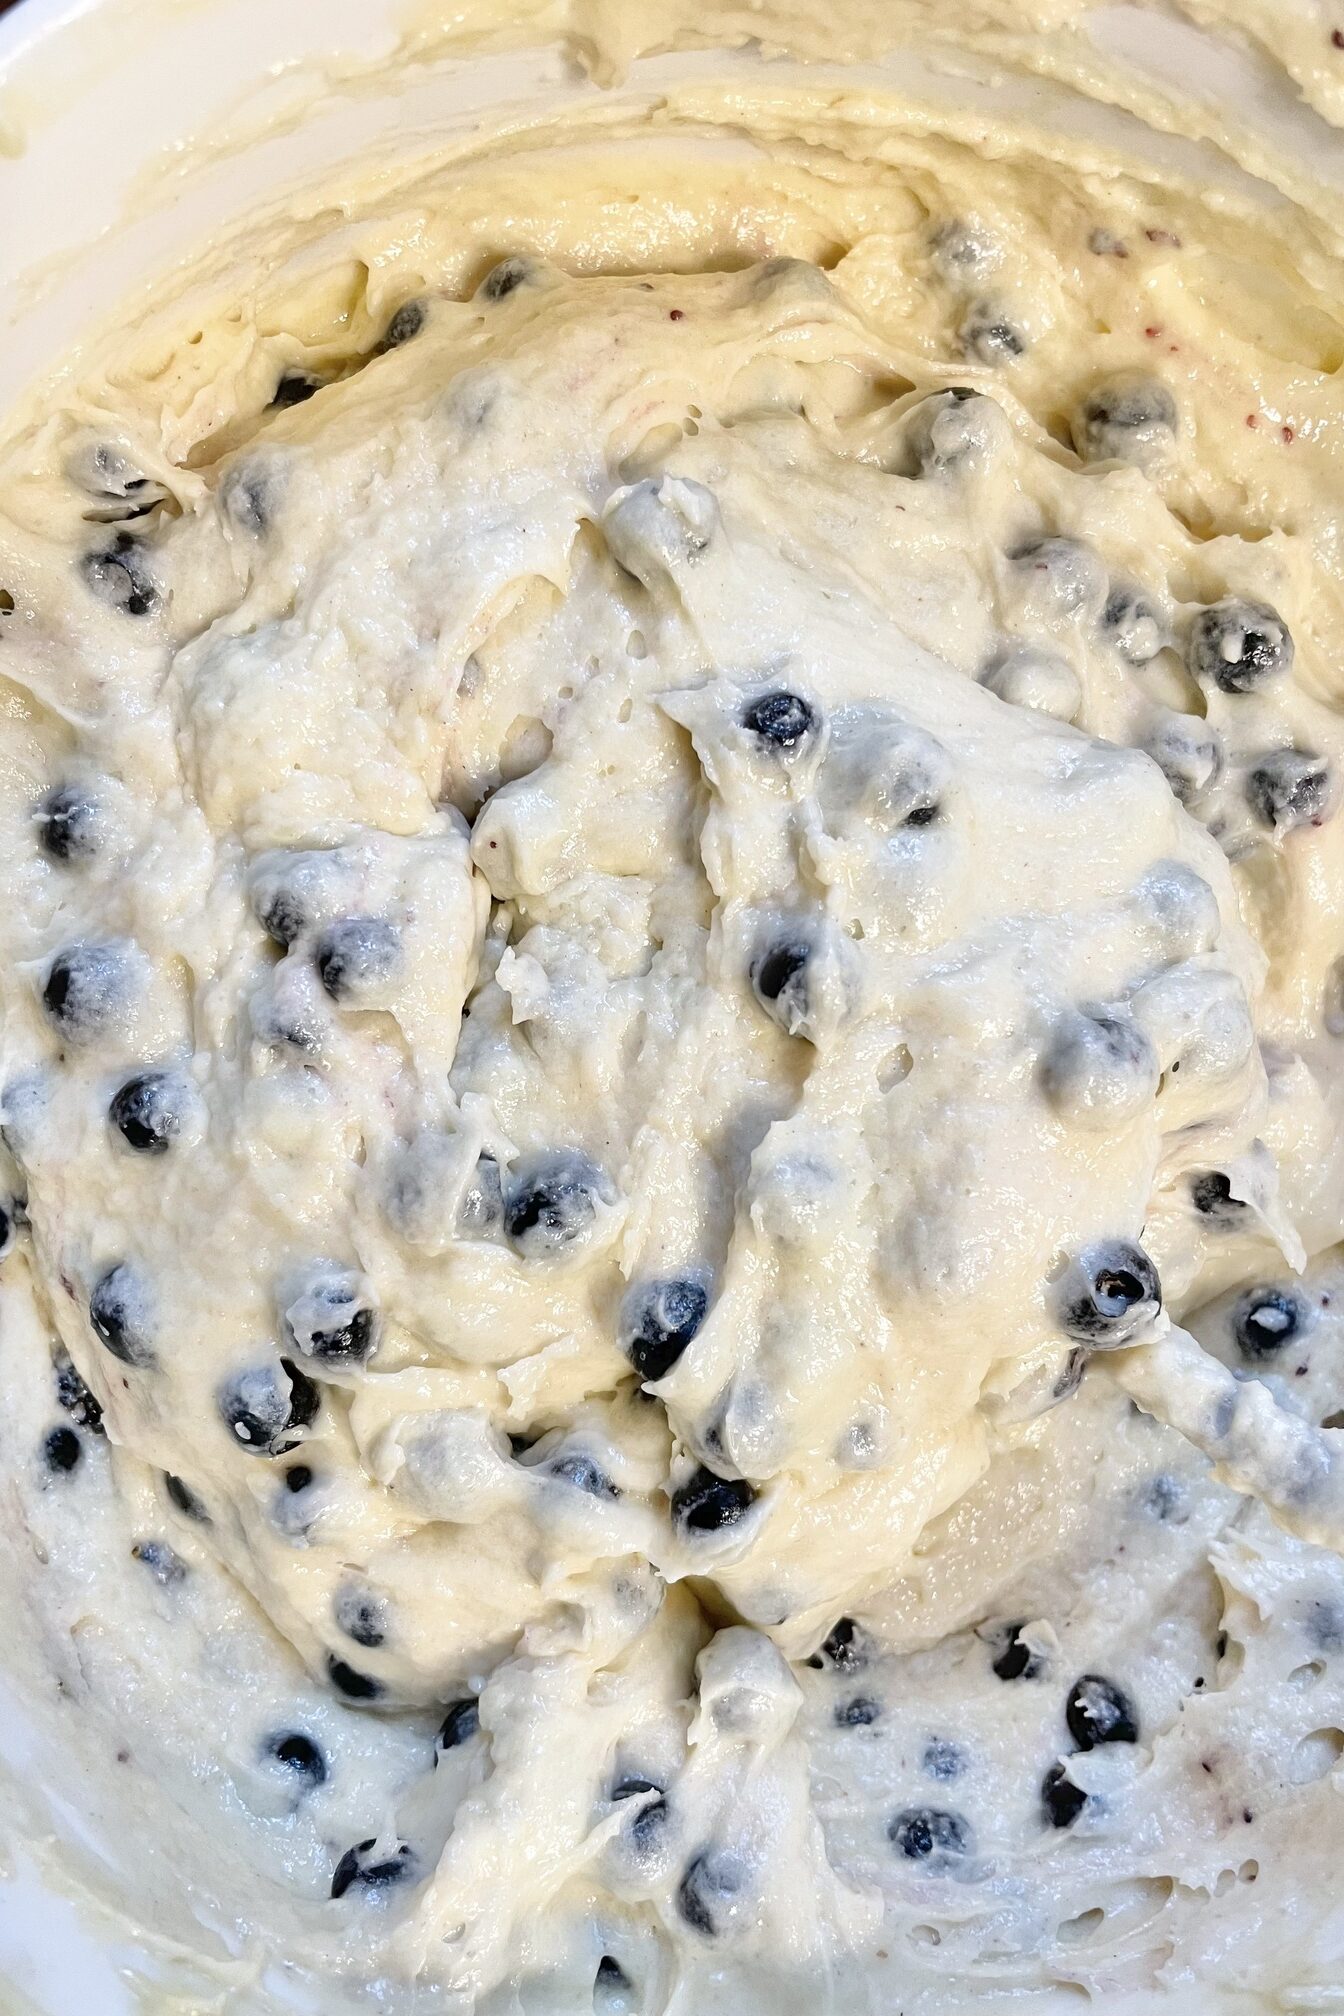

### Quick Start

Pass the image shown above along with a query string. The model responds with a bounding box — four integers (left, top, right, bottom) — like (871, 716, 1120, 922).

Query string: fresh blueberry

(923, 1738, 965, 1781)
(335, 1586, 386, 1649)
(383, 300, 426, 349)
(888, 1807, 971, 1868)
(1245, 750, 1335, 833)
(1189, 1170, 1246, 1224)
(620, 1276, 708, 1381)
(677, 1849, 743, 1935)
(1066, 1675, 1138, 1749)
(741, 690, 818, 752)
(437, 1699, 480, 1751)
(1233, 1286, 1309, 1361)
(43, 942, 133, 1042)
(267, 1732, 327, 1785)
(1144, 713, 1221, 806)
(1042, 1763, 1087, 1828)
(328, 1656, 381, 1701)
(271, 372, 321, 409)
(807, 1617, 867, 1672)
(503, 1152, 610, 1260)
(1052, 1348, 1088, 1404)
(458, 1153, 504, 1236)
(992, 1623, 1044, 1681)
(67, 444, 159, 518)
(595, 1956, 630, 1991)
(960, 301, 1025, 363)
(164, 1473, 209, 1521)
(218, 1357, 320, 1456)
(612, 1774, 662, 1801)
(1187, 598, 1293, 694)
(132, 1539, 186, 1583)
(835, 1696, 881, 1727)
(550, 1454, 619, 1497)
(1039, 1009, 1158, 1128)
(315, 917, 401, 1003)
(330, 1839, 415, 1899)
(478, 257, 532, 301)
(1073, 373, 1177, 465)
(671, 1466, 756, 1532)
(285, 1463, 315, 1494)
(80, 535, 159, 616)
(1057, 1240, 1161, 1345)
(256, 886, 307, 948)
(749, 937, 812, 1036)
(43, 1426, 81, 1474)
(906, 386, 1004, 476)
(89, 1263, 155, 1367)
(220, 463, 270, 535)
(54, 1350, 103, 1433)
(1142, 1473, 1189, 1523)
(284, 1270, 379, 1364)
(108, 1071, 183, 1154)
(1102, 584, 1167, 664)
(35, 785, 99, 863)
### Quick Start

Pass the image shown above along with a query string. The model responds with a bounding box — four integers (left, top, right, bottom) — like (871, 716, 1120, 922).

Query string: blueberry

(741, 690, 818, 752)
(992, 1622, 1044, 1681)
(1189, 1170, 1245, 1224)
(922, 1738, 965, 1780)
(1102, 584, 1167, 664)
(271, 372, 320, 409)
(620, 1276, 708, 1380)
(132, 1539, 186, 1583)
(220, 463, 270, 535)
(1246, 750, 1335, 833)
(54, 1350, 103, 1433)
(1039, 1009, 1158, 1128)
(1142, 1473, 1189, 1523)
(89, 1263, 155, 1367)
(612, 1775, 662, 1801)
(35, 785, 99, 864)
(330, 1839, 415, 1899)
(328, 1656, 381, 1701)
(1010, 537, 1105, 615)
(888, 1807, 971, 1868)
(960, 301, 1025, 363)
(267, 1732, 327, 1785)
(43, 1426, 81, 1473)
(68, 444, 157, 514)
(671, 1466, 756, 1532)
(382, 300, 426, 349)
(315, 917, 401, 1003)
(1233, 1286, 1309, 1361)
(906, 386, 1004, 476)
(108, 1071, 183, 1154)
(1073, 373, 1178, 466)
(218, 1357, 320, 1456)
(1052, 1347, 1088, 1404)
(42, 942, 132, 1042)
(835, 1696, 881, 1727)
(285, 1463, 315, 1493)
(458, 1153, 504, 1236)
(1187, 598, 1293, 694)
(256, 888, 307, 948)
(550, 1454, 619, 1497)
(478, 257, 532, 301)
(1065, 1674, 1138, 1749)
(677, 1849, 743, 1935)
(80, 534, 159, 616)
(335, 1586, 386, 1649)
(808, 1617, 866, 1672)
(437, 1699, 480, 1750)
(1145, 713, 1221, 805)
(749, 937, 812, 1036)
(284, 1270, 379, 1364)
(164, 1473, 209, 1521)
(629, 1795, 669, 1851)
(1057, 1240, 1161, 1345)
(1042, 1762, 1087, 1828)
(596, 1956, 630, 1991)
(503, 1152, 610, 1260)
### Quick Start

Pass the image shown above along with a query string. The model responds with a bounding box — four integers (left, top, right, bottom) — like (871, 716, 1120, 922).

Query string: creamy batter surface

(1, 3, 1344, 2010)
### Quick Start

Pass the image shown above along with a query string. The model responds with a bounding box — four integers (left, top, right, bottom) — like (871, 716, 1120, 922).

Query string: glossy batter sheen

(1, 5, 1343, 2011)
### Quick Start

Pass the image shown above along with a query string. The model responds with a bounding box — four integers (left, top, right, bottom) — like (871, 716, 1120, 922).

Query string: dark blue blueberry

(271, 372, 321, 409)
(437, 1698, 480, 1750)
(1052, 1348, 1088, 1403)
(1074, 375, 1177, 463)
(43, 1426, 81, 1474)
(1066, 1675, 1138, 1749)
(612, 1775, 662, 1801)
(1246, 750, 1334, 833)
(478, 257, 532, 301)
(1101, 583, 1165, 664)
(328, 1656, 381, 1701)
(806, 1617, 867, 1672)
(961, 302, 1025, 362)
(596, 1956, 630, 1991)
(335, 1586, 386, 1649)
(285, 1463, 315, 1493)
(219, 1358, 320, 1456)
(888, 1807, 971, 1867)
(80, 535, 159, 616)
(1188, 599, 1293, 694)
(677, 1849, 743, 1935)
(458, 1153, 504, 1236)
(89, 1263, 155, 1367)
(330, 1838, 415, 1899)
(671, 1467, 756, 1532)
(1233, 1286, 1308, 1361)
(750, 938, 811, 1031)
(1142, 1473, 1189, 1523)
(43, 943, 131, 1041)
(132, 1539, 186, 1583)
(836, 1696, 881, 1727)
(504, 1153, 608, 1259)
(1058, 1241, 1161, 1345)
(1190, 1170, 1245, 1223)
(286, 1275, 379, 1364)
(620, 1276, 708, 1381)
(992, 1623, 1044, 1681)
(741, 690, 818, 752)
(315, 917, 401, 1002)
(1042, 1763, 1087, 1828)
(220, 463, 270, 535)
(36, 785, 99, 863)
(550, 1454, 619, 1498)
(267, 1732, 327, 1785)
(257, 886, 307, 947)
(922, 1738, 965, 1781)
(109, 1071, 182, 1154)
(383, 301, 426, 349)
(164, 1473, 209, 1521)
(54, 1351, 103, 1433)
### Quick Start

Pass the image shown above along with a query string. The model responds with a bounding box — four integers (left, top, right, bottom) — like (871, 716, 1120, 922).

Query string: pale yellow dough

(1, 3, 1343, 2012)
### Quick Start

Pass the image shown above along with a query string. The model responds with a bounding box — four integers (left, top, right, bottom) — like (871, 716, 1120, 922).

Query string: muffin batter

(1, 3, 1343, 2010)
